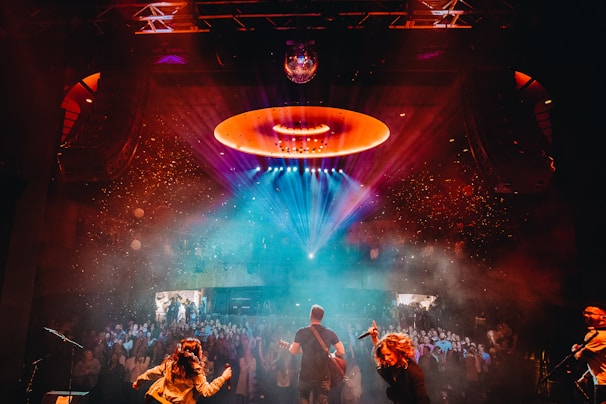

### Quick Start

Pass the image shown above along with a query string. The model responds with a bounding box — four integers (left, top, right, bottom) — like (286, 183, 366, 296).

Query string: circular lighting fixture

(214, 106, 390, 159)
(284, 41, 318, 84)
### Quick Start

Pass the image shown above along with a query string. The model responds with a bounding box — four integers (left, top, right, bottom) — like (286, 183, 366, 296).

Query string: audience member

(72, 349, 101, 400)
(341, 357, 362, 404)
(97, 352, 126, 403)
(235, 345, 257, 403)
(417, 345, 439, 402)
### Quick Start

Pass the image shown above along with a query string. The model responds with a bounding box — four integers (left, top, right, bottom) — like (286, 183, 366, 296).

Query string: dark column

(0, 36, 64, 400)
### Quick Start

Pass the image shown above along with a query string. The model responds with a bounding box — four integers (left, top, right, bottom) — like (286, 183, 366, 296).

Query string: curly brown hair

(169, 337, 204, 379)
(374, 333, 416, 368)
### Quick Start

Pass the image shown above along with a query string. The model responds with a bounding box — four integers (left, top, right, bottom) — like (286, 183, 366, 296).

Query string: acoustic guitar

(278, 339, 346, 386)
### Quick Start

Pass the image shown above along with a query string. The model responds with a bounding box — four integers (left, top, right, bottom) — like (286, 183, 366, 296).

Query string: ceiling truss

(6, 0, 519, 38)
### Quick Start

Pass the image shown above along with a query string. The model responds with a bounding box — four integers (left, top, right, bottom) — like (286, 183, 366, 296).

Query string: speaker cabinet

(42, 391, 89, 404)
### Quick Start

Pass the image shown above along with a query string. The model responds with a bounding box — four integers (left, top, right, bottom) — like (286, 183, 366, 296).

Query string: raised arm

(367, 320, 379, 346)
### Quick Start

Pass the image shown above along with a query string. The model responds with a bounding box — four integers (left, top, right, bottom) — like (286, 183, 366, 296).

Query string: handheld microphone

(357, 331, 371, 340)
(225, 363, 231, 390)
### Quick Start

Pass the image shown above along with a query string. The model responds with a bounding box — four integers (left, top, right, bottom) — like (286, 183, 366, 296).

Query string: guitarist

(285, 304, 346, 404)
(572, 303, 606, 404)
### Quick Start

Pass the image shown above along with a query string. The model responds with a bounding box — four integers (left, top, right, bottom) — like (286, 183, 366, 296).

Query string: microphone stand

(537, 329, 599, 401)
(25, 356, 45, 404)
(43, 327, 84, 403)
(574, 370, 591, 402)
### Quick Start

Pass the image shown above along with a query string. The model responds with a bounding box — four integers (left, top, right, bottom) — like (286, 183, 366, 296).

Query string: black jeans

(298, 377, 330, 404)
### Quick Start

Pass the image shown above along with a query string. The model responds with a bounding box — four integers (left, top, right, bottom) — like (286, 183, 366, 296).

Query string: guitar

(278, 339, 346, 385)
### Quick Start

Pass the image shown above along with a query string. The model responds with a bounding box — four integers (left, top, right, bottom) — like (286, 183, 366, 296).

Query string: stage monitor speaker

(42, 390, 89, 404)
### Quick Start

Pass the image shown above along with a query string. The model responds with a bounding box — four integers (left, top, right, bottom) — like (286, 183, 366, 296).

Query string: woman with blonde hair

(364, 321, 430, 404)
(132, 337, 232, 403)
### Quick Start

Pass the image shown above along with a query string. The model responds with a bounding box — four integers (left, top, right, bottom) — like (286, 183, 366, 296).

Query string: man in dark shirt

(288, 304, 346, 404)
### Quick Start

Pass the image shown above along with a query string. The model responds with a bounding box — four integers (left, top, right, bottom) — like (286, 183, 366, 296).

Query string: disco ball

(284, 42, 318, 84)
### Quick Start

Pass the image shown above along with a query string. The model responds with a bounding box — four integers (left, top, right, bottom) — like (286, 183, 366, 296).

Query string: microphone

(224, 363, 231, 390)
(357, 331, 371, 340)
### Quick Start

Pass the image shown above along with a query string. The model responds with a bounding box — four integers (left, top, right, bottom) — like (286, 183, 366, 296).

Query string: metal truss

(6, 0, 519, 38)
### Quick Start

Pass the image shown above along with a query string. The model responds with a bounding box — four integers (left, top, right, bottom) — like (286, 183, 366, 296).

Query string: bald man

(573, 304, 606, 404)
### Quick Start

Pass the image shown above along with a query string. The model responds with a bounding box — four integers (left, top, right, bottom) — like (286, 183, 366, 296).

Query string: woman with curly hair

(364, 321, 430, 404)
(132, 337, 232, 403)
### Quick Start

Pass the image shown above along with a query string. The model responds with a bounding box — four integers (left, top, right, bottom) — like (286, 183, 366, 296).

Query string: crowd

(31, 303, 543, 404)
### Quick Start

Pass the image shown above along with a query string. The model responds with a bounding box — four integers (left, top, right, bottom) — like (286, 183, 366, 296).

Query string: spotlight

(284, 41, 318, 84)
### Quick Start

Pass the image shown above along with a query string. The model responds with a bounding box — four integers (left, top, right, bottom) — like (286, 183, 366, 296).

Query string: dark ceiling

(0, 1, 558, 75)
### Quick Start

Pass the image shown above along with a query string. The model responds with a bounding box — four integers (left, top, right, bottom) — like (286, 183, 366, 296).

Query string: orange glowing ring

(272, 123, 331, 136)
(214, 106, 390, 158)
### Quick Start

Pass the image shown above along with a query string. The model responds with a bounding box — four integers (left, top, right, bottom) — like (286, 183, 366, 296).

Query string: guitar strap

(310, 325, 330, 353)
(310, 325, 346, 378)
